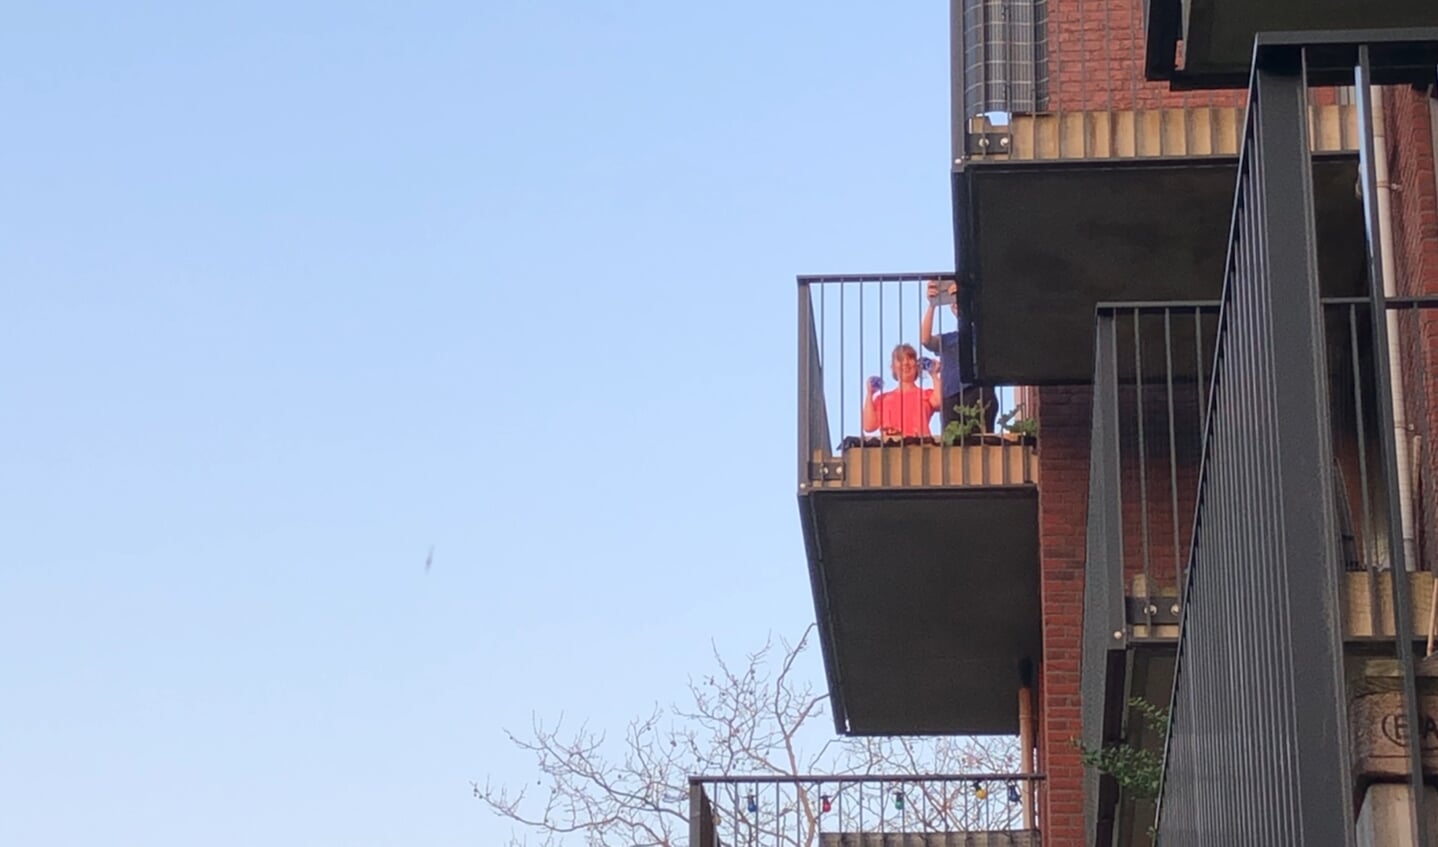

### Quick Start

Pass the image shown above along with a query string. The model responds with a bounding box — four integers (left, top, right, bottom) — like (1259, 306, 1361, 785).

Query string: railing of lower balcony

(798, 274, 1035, 493)
(1156, 39, 1438, 846)
(1080, 302, 1218, 845)
(688, 773, 1044, 847)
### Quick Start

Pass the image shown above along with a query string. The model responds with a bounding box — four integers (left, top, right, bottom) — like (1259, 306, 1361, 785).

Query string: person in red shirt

(862, 343, 943, 439)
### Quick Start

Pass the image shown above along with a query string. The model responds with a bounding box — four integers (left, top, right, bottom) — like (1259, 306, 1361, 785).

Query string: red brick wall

(1385, 87, 1438, 572)
(1034, 385, 1090, 846)
(1044, 0, 1246, 112)
(1384, 88, 1438, 298)
(1035, 380, 1202, 844)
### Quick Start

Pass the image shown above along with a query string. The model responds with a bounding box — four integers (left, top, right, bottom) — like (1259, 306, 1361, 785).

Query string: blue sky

(0, 3, 955, 844)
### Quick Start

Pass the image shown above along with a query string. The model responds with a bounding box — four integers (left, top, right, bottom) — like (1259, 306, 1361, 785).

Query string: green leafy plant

(942, 401, 989, 445)
(1074, 697, 1170, 800)
(996, 406, 1039, 439)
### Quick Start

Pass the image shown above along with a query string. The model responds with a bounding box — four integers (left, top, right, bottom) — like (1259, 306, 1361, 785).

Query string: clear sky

(0, 3, 955, 844)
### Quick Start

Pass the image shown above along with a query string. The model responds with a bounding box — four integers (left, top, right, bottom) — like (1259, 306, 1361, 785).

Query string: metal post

(798, 280, 811, 491)
(1355, 45, 1427, 847)
(1081, 310, 1126, 842)
(1246, 47, 1355, 845)
(1019, 684, 1035, 830)
(1159, 47, 1357, 845)
(689, 781, 715, 847)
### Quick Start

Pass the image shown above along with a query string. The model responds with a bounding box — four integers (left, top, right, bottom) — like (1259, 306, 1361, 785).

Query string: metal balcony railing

(798, 274, 1036, 493)
(688, 774, 1044, 847)
(1156, 36, 1438, 846)
(1079, 302, 1218, 843)
(1084, 303, 1220, 635)
(1078, 295, 1438, 840)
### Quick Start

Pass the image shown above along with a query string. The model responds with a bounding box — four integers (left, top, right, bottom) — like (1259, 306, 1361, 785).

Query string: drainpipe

(1371, 93, 1418, 572)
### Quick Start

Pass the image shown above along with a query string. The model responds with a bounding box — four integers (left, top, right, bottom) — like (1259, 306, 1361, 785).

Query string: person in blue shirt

(921, 279, 998, 433)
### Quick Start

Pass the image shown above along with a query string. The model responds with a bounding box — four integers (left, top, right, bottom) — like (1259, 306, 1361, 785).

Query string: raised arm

(861, 377, 881, 433)
(921, 279, 956, 353)
(928, 364, 943, 410)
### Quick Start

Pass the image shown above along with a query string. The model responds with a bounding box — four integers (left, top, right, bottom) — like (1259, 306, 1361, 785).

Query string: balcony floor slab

(800, 487, 1041, 735)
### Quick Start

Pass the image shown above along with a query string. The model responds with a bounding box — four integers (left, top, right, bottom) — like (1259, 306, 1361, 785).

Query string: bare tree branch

(477, 628, 1025, 846)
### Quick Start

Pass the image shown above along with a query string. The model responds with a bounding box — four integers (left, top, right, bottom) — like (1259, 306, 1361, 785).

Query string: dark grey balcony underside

(799, 488, 1041, 736)
(955, 155, 1366, 385)
(1147, 6, 1438, 87)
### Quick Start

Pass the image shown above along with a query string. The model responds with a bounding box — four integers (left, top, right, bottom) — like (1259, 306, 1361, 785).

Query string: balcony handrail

(689, 772, 1047, 785)
(689, 772, 1047, 847)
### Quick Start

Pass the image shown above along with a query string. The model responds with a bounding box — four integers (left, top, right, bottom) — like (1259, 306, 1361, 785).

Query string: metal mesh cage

(960, 0, 1048, 117)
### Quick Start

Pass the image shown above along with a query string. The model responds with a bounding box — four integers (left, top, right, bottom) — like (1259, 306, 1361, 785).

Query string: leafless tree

(478, 626, 1022, 846)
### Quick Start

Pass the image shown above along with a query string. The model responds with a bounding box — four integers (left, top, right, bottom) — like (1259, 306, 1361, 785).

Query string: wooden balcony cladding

(964, 103, 1359, 162)
(806, 439, 1038, 491)
(1344, 571, 1438, 640)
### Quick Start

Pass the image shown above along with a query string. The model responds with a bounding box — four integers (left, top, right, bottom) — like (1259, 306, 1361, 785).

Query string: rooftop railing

(798, 274, 1036, 493)
(688, 773, 1044, 847)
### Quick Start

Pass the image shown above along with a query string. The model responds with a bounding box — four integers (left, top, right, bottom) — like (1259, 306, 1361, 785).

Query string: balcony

(1079, 294, 1438, 844)
(1153, 43, 1438, 839)
(688, 774, 1043, 847)
(797, 274, 1040, 736)
(950, 2, 1372, 384)
(1145, 4, 1438, 87)
(1080, 303, 1215, 847)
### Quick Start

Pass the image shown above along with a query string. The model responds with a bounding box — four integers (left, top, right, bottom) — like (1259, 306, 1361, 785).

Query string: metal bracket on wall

(808, 460, 846, 483)
(966, 130, 1012, 156)
(1126, 596, 1181, 625)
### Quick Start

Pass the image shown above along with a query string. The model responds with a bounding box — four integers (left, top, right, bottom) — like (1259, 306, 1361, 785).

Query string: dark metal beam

(1354, 45, 1427, 846)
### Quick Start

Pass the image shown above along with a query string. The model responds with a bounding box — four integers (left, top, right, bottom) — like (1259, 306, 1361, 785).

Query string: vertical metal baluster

(839, 281, 845, 453)
(1165, 309, 1182, 585)
(938, 275, 951, 486)
(774, 780, 781, 845)
(899, 280, 908, 486)
(880, 280, 888, 488)
(1109, 313, 1124, 607)
(858, 281, 866, 486)
(1133, 308, 1153, 618)
(797, 780, 805, 847)
(960, 292, 970, 484)
(1195, 306, 1207, 435)
(799, 281, 809, 489)
(1416, 302, 1433, 575)
(918, 280, 931, 487)
(820, 283, 827, 465)
(857, 778, 864, 839)
(730, 784, 739, 847)
(1349, 303, 1381, 629)
(1358, 50, 1427, 842)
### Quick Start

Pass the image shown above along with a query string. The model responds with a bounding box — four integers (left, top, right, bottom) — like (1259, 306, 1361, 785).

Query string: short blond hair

(890, 343, 918, 380)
